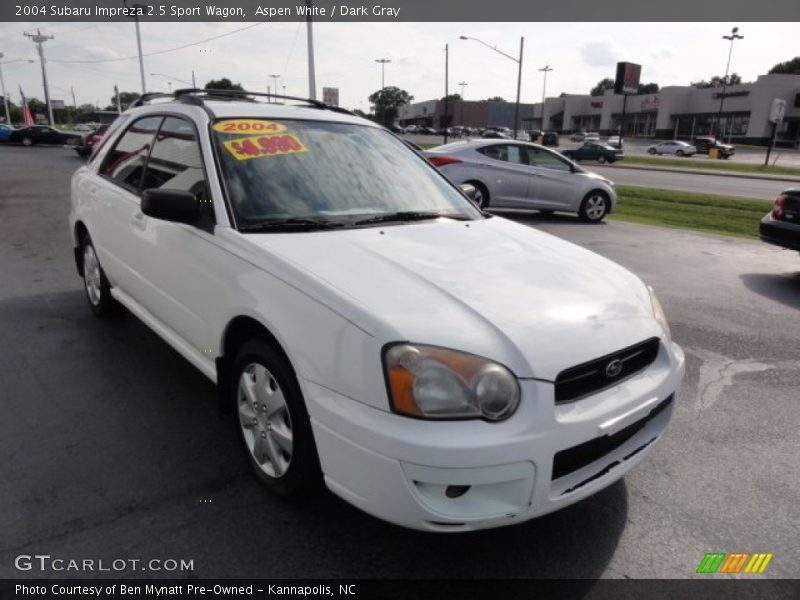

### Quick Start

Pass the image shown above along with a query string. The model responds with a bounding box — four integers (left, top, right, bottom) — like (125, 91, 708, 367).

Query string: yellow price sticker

(212, 119, 288, 135)
(222, 133, 308, 161)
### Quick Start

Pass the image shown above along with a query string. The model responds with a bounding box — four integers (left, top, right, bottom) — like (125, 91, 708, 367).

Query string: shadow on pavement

(0, 290, 627, 580)
(491, 208, 609, 227)
(740, 271, 800, 310)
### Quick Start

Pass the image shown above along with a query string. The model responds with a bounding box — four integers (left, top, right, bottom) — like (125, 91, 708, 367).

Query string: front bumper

(304, 339, 685, 531)
(760, 214, 800, 252)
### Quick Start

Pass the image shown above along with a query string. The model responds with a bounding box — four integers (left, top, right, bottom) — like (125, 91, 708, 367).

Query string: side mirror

(459, 183, 479, 204)
(141, 189, 200, 225)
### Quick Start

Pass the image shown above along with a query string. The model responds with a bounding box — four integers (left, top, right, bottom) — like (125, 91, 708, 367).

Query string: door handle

(132, 211, 147, 230)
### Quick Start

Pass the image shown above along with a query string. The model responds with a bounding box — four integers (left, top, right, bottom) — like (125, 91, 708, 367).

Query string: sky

(0, 21, 798, 111)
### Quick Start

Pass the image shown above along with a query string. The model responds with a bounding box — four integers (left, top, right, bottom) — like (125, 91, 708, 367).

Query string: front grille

(552, 394, 673, 481)
(554, 337, 660, 403)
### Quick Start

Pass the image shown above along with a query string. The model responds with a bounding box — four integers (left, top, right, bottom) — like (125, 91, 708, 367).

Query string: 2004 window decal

(212, 119, 288, 134)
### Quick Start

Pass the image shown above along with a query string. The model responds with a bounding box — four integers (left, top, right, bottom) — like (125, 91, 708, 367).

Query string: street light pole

(460, 35, 524, 140)
(305, 0, 316, 99)
(458, 81, 467, 125)
(23, 29, 54, 125)
(538, 65, 553, 131)
(0, 55, 35, 124)
(375, 58, 390, 125)
(269, 74, 280, 101)
(716, 26, 743, 140)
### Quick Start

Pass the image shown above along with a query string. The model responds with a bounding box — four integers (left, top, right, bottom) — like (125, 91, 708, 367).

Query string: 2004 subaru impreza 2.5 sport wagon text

(69, 89, 685, 532)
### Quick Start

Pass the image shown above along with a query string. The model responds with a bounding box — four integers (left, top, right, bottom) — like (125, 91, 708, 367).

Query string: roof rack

(126, 88, 355, 117)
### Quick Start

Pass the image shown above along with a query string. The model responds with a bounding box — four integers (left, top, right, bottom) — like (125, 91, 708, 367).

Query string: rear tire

(230, 339, 321, 499)
(579, 191, 610, 223)
(597, 155, 607, 164)
(465, 180, 490, 209)
(21, 137, 33, 147)
(80, 235, 122, 318)
(648, 148, 656, 155)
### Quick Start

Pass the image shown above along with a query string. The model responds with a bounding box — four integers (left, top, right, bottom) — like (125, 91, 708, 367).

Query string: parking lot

(1, 145, 799, 580)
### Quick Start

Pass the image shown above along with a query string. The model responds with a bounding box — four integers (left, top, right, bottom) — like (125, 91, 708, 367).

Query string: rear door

(475, 143, 532, 207)
(91, 115, 163, 296)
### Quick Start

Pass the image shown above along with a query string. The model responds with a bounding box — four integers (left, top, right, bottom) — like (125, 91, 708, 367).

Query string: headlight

(648, 286, 672, 343)
(383, 344, 520, 421)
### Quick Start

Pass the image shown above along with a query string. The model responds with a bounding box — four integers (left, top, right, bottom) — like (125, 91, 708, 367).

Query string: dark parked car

(541, 131, 559, 147)
(562, 142, 623, 164)
(73, 124, 109, 158)
(10, 125, 80, 147)
(760, 189, 800, 252)
(692, 136, 735, 159)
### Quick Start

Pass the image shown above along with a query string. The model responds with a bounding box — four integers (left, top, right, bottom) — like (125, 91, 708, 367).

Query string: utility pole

(538, 65, 553, 131)
(306, 0, 316, 99)
(375, 58, 391, 126)
(70, 86, 77, 108)
(114, 84, 121, 113)
(24, 29, 54, 125)
(458, 81, 467, 125)
(443, 44, 449, 144)
(191, 70, 196, 88)
(123, 1, 147, 94)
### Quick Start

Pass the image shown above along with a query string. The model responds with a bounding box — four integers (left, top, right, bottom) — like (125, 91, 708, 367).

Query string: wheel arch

(73, 221, 89, 276)
(216, 315, 296, 413)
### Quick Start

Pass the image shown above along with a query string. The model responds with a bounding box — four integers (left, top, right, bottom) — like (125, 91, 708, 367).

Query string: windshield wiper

(238, 217, 344, 233)
(352, 211, 470, 226)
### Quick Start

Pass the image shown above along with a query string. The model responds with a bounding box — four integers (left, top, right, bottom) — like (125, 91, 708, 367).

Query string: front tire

(21, 137, 33, 147)
(80, 235, 122, 317)
(597, 155, 607, 164)
(676, 150, 684, 157)
(579, 191, 610, 222)
(231, 340, 321, 498)
(465, 180, 490, 209)
(648, 148, 657, 155)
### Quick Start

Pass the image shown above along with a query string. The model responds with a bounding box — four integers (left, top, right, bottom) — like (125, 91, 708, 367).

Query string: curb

(604, 162, 800, 184)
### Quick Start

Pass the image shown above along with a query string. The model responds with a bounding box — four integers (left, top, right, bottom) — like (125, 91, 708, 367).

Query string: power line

(49, 22, 265, 64)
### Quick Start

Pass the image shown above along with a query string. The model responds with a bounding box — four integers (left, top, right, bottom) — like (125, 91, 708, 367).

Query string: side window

(142, 116, 214, 227)
(100, 116, 162, 191)
(526, 147, 572, 172)
(141, 117, 208, 202)
(478, 144, 529, 165)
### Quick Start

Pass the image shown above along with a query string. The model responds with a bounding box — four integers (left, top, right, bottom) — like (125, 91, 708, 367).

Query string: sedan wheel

(597, 155, 607, 164)
(648, 148, 657, 155)
(231, 340, 320, 497)
(676, 150, 684, 157)
(21, 137, 33, 147)
(579, 192, 609, 222)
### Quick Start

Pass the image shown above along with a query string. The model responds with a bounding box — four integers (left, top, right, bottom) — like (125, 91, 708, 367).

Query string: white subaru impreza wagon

(70, 90, 684, 532)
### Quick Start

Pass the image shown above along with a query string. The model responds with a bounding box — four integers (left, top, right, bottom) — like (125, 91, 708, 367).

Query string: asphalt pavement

(1, 145, 799, 581)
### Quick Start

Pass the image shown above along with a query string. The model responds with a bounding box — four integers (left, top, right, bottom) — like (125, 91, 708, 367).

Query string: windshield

(211, 118, 481, 229)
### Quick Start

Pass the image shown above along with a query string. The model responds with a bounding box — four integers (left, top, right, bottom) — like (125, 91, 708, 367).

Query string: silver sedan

(425, 140, 618, 222)
(647, 140, 697, 156)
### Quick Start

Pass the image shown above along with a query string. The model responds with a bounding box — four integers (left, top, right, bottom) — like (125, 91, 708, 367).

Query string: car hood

(250, 217, 661, 380)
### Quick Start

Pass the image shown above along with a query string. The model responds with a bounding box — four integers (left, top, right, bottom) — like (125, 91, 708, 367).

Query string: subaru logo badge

(605, 359, 624, 378)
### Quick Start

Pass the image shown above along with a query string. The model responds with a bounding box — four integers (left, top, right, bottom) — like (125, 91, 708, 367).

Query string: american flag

(19, 86, 35, 127)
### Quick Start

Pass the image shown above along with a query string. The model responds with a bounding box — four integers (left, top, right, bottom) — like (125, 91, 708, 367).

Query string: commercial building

(529, 74, 800, 147)
(400, 74, 800, 146)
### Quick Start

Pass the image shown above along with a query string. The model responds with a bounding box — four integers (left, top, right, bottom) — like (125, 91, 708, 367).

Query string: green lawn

(624, 155, 800, 178)
(611, 186, 769, 239)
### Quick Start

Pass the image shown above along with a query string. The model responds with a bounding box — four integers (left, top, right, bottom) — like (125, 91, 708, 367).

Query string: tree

(204, 78, 244, 91)
(486, 96, 506, 102)
(690, 73, 743, 88)
(768, 57, 800, 75)
(590, 78, 614, 96)
(441, 93, 461, 102)
(109, 91, 140, 109)
(638, 82, 659, 94)
(368, 86, 413, 126)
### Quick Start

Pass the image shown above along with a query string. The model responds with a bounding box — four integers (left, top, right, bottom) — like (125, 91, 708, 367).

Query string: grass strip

(624, 155, 800, 178)
(611, 185, 769, 239)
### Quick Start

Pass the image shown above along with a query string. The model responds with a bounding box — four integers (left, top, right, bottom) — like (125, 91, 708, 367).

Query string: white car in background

(426, 139, 618, 221)
(69, 90, 684, 532)
(647, 140, 697, 157)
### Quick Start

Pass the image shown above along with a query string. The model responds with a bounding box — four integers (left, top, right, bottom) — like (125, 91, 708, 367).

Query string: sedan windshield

(212, 118, 481, 230)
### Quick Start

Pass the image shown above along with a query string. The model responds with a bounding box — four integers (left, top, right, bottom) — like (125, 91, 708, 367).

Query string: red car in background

(73, 125, 109, 158)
